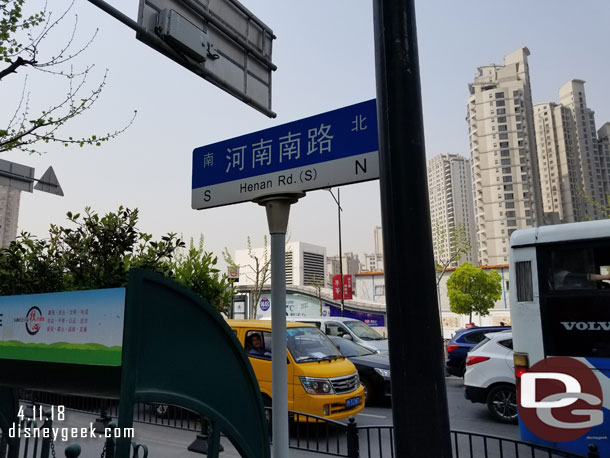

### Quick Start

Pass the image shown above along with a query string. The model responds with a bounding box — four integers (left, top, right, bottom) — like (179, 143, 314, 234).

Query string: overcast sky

(3, 0, 609, 268)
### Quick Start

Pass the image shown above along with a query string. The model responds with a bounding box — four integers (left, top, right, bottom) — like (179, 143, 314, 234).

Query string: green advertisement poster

(0, 288, 125, 366)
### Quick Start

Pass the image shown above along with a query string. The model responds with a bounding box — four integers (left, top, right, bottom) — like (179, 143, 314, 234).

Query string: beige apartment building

(466, 48, 543, 265)
(427, 153, 477, 266)
(533, 80, 606, 223)
(599, 122, 610, 202)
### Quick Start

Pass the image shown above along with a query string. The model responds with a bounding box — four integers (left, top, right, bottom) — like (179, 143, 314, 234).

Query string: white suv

(463, 330, 517, 423)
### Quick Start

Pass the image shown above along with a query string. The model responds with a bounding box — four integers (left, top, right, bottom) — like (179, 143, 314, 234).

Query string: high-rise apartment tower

(427, 153, 477, 266)
(533, 80, 606, 223)
(466, 48, 543, 265)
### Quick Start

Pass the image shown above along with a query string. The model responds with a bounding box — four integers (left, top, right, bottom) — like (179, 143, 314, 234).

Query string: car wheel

(361, 377, 375, 405)
(152, 403, 170, 418)
(459, 362, 466, 377)
(486, 384, 518, 423)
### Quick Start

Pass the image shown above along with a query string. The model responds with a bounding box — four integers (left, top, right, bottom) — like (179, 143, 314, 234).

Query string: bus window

(546, 244, 610, 291)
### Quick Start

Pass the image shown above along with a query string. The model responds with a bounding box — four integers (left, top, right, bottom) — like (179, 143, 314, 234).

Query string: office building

(234, 241, 326, 287)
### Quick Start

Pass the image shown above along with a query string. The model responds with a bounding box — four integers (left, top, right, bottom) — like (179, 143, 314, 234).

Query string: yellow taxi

(227, 320, 365, 420)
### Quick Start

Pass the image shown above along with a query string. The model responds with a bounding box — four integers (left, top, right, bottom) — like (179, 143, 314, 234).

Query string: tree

(0, 206, 231, 313)
(581, 191, 610, 219)
(47, 206, 183, 291)
(172, 236, 234, 316)
(433, 220, 472, 287)
(446, 262, 502, 323)
(0, 0, 135, 154)
(310, 274, 325, 316)
(223, 236, 270, 318)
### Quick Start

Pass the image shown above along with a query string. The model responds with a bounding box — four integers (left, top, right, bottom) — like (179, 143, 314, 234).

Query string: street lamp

(328, 187, 344, 317)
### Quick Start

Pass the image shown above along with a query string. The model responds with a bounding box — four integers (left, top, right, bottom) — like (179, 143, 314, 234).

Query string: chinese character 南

(307, 124, 333, 155)
(252, 138, 273, 168)
(226, 145, 247, 173)
(252, 138, 272, 169)
(203, 152, 214, 168)
(352, 114, 368, 132)
(279, 132, 301, 162)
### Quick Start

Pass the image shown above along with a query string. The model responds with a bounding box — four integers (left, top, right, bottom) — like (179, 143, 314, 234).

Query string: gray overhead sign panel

(137, 0, 275, 117)
(0, 159, 35, 193)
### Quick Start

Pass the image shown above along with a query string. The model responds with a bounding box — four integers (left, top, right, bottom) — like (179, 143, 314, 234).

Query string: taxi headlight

(299, 377, 335, 394)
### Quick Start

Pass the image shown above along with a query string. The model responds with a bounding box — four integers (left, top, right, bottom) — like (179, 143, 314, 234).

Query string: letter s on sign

(521, 372, 581, 408)
(203, 190, 211, 202)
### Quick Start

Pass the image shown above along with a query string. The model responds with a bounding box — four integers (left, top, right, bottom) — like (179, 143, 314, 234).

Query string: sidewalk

(47, 410, 327, 458)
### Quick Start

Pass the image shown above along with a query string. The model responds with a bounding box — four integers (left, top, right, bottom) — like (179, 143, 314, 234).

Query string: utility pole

(329, 188, 345, 316)
(372, 0, 453, 456)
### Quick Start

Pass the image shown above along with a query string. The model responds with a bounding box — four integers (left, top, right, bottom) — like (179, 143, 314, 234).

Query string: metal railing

(16, 391, 601, 458)
(0, 415, 146, 458)
(22, 391, 201, 432)
(0, 418, 54, 458)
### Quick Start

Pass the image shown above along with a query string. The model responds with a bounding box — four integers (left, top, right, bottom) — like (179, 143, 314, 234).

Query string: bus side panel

(510, 302, 544, 360)
(509, 246, 546, 363)
(518, 366, 610, 457)
(518, 417, 609, 457)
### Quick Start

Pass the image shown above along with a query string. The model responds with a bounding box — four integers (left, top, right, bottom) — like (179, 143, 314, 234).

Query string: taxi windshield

(287, 327, 343, 363)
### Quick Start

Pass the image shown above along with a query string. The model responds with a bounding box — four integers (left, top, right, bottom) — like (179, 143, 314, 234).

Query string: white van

(287, 317, 388, 354)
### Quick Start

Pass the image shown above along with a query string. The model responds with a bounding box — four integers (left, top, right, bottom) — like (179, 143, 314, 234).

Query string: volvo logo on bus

(518, 356, 603, 442)
(560, 321, 610, 331)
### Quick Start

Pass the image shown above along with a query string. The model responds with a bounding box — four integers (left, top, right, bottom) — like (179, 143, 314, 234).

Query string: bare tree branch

(0, 0, 135, 155)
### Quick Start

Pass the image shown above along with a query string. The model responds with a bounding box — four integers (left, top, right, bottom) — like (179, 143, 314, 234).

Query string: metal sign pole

(372, 0, 453, 457)
(255, 193, 304, 458)
(338, 188, 345, 316)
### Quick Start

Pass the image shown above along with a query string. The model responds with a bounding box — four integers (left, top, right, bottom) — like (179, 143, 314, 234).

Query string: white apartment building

(533, 102, 578, 223)
(534, 80, 606, 223)
(363, 226, 383, 272)
(0, 185, 21, 247)
(467, 47, 543, 265)
(427, 153, 477, 266)
(599, 123, 610, 200)
(234, 241, 326, 287)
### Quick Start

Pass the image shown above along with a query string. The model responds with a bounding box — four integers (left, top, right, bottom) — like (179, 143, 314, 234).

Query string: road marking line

(358, 413, 387, 419)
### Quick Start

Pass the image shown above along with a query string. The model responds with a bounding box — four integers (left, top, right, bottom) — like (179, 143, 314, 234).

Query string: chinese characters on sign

(221, 125, 335, 175)
(45, 308, 89, 334)
(192, 99, 379, 209)
(332, 275, 353, 300)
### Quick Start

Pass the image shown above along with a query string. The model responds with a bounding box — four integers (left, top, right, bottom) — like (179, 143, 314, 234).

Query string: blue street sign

(192, 99, 379, 209)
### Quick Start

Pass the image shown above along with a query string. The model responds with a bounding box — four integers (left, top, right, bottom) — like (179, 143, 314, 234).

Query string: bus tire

(486, 384, 518, 423)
